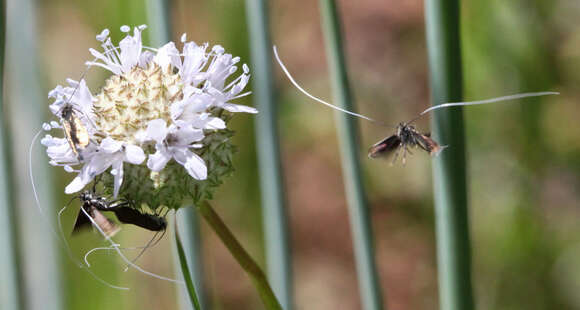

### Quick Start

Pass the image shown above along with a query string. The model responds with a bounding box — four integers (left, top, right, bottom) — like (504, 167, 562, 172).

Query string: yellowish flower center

(93, 63, 182, 143)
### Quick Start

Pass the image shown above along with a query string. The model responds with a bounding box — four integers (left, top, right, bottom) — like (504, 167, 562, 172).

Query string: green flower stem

(319, 1, 384, 309)
(197, 201, 282, 310)
(175, 225, 202, 310)
(244, 0, 293, 308)
(424, 1, 474, 310)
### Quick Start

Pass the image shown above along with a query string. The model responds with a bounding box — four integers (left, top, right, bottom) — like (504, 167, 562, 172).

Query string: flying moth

(273, 46, 558, 164)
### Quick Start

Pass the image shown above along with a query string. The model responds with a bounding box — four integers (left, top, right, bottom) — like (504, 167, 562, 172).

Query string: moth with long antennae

(56, 45, 123, 161)
(273, 46, 559, 163)
(72, 189, 167, 235)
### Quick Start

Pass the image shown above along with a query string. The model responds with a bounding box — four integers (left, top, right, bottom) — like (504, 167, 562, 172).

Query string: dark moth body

(368, 123, 443, 163)
(73, 191, 167, 236)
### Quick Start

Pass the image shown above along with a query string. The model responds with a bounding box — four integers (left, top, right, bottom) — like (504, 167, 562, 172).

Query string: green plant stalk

(424, 1, 474, 310)
(175, 226, 202, 310)
(144, 2, 208, 308)
(319, 1, 384, 309)
(175, 208, 207, 309)
(145, 0, 171, 46)
(244, 0, 293, 308)
(197, 201, 282, 310)
(0, 0, 24, 308)
(5, 0, 62, 309)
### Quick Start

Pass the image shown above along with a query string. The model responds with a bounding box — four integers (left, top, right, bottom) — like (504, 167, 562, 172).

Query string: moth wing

(91, 209, 121, 237)
(112, 207, 166, 232)
(72, 206, 120, 238)
(73, 117, 90, 147)
(62, 120, 79, 156)
(416, 133, 445, 156)
(72, 206, 91, 234)
(368, 135, 401, 158)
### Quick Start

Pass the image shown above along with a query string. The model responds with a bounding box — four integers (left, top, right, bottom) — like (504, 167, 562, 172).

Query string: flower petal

(146, 119, 168, 143)
(184, 153, 207, 180)
(100, 137, 123, 153)
(154, 42, 179, 70)
(112, 161, 124, 198)
(65, 176, 86, 194)
(124, 144, 146, 164)
(147, 148, 172, 171)
(205, 117, 226, 130)
(222, 103, 258, 114)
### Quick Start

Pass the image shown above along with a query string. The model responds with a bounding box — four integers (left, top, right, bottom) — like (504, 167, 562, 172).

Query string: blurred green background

(2, 0, 579, 309)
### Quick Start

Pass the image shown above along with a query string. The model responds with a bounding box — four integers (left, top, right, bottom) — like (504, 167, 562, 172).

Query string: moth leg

(406, 146, 413, 156)
(402, 145, 408, 165)
(391, 145, 402, 166)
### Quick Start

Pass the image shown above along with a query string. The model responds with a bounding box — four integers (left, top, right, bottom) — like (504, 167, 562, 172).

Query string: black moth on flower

(73, 189, 166, 237)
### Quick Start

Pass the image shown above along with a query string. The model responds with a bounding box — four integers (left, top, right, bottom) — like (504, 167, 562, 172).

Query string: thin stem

(197, 201, 282, 310)
(319, 1, 384, 309)
(175, 225, 202, 310)
(244, 0, 293, 308)
(424, 1, 475, 309)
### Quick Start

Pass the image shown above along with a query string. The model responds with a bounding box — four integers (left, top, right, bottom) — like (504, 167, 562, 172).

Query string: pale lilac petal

(124, 144, 145, 164)
(146, 119, 168, 143)
(154, 42, 179, 70)
(222, 103, 258, 114)
(147, 149, 172, 171)
(205, 117, 226, 130)
(184, 153, 207, 180)
(112, 161, 124, 198)
(179, 127, 204, 145)
(100, 138, 123, 153)
(119, 34, 141, 72)
(65, 176, 86, 194)
(75, 79, 94, 113)
(170, 99, 189, 120)
(139, 50, 154, 68)
(172, 148, 191, 166)
(96, 29, 110, 42)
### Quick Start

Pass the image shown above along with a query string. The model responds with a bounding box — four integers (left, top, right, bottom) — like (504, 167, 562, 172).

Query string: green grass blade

(319, 1, 384, 309)
(424, 1, 475, 309)
(175, 208, 207, 309)
(145, 0, 171, 45)
(244, 0, 293, 308)
(175, 226, 203, 310)
(0, 0, 24, 308)
(5, 0, 63, 309)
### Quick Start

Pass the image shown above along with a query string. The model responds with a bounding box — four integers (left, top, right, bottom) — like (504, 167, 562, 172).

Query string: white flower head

(43, 25, 255, 209)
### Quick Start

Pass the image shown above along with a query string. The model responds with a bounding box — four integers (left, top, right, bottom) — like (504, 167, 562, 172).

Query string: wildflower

(43, 25, 255, 210)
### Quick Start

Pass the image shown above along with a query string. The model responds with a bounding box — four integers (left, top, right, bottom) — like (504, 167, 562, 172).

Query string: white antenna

(273, 45, 559, 126)
(273, 46, 376, 122)
(420, 92, 560, 115)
